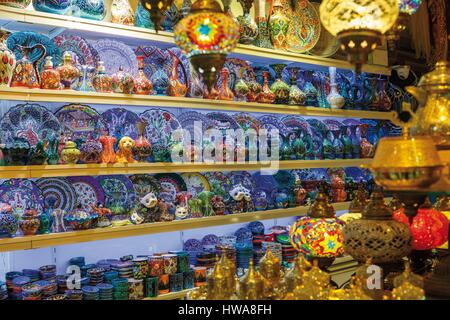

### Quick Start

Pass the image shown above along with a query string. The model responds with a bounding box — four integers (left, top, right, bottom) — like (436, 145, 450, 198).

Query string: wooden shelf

(0, 159, 373, 179)
(144, 288, 196, 300)
(0, 87, 395, 120)
(0, 202, 352, 252)
(0, 6, 390, 75)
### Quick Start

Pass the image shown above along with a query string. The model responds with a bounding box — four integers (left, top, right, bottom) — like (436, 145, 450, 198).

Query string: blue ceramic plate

(183, 238, 202, 252)
(201, 234, 219, 246)
(67, 176, 105, 208)
(36, 177, 77, 212)
(247, 221, 265, 235)
(101, 108, 140, 143)
(234, 227, 253, 243)
(97, 175, 136, 211)
(0, 179, 44, 216)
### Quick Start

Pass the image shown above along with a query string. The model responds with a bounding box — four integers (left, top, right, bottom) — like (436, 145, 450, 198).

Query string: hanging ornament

(140, 0, 175, 32)
(174, 0, 240, 90)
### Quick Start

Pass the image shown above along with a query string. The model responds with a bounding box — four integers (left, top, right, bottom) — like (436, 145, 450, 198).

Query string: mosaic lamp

(174, 0, 240, 90)
(140, 0, 175, 32)
(289, 189, 345, 269)
(393, 198, 448, 250)
(319, 0, 399, 72)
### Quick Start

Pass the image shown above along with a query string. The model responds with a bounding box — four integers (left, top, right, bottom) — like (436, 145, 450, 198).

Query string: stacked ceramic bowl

(21, 283, 42, 300)
(112, 278, 129, 300)
(111, 261, 134, 278)
(22, 269, 40, 282)
(65, 289, 83, 300)
(39, 265, 57, 280)
(87, 268, 105, 285)
(82, 285, 100, 300)
(11, 276, 30, 300)
(96, 283, 114, 300)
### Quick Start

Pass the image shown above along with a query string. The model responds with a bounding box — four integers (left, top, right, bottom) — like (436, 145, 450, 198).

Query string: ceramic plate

(97, 175, 136, 211)
(53, 35, 99, 67)
(206, 112, 240, 131)
(228, 171, 256, 193)
(248, 221, 265, 235)
(258, 114, 288, 140)
(234, 227, 253, 243)
(286, 0, 321, 53)
(0, 103, 61, 147)
(6, 31, 62, 72)
(101, 108, 140, 143)
(134, 46, 169, 81)
(281, 115, 313, 136)
(55, 104, 106, 144)
(153, 173, 187, 201)
(181, 173, 210, 197)
(308, 2, 340, 57)
(36, 178, 77, 212)
(140, 108, 181, 148)
(67, 176, 105, 208)
(129, 174, 161, 198)
(177, 111, 213, 141)
(217, 58, 255, 91)
(0, 179, 44, 216)
(183, 238, 202, 252)
(273, 170, 295, 189)
(251, 172, 278, 195)
(233, 112, 261, 133)
(201, 234, 219, 246)
(203, 172, 232, 201)
(323, 119, 342, 131)
(90, 39, 138, 76)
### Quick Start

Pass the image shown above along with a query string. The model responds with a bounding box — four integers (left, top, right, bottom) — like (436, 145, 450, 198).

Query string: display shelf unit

(0, 159, 373, 179)
(0, 6, 391, 75)
(0, 201, 353, 252)
(0, 87, 396, 120)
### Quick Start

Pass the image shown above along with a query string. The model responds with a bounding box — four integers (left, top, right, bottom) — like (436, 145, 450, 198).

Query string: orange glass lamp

(174, 0, 240, 91)
(289, 189, 344, 269)
(393, 198, 449, 250)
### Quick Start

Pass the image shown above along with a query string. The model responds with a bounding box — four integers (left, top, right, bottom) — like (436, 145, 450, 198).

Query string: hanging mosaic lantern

(289, 190, 344, 268)
(140, 0, 175, 32)
(319, 0, 399, 72)
(174, 0, 240, 90)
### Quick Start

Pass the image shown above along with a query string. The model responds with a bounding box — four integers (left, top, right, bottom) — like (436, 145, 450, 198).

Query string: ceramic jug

(10, 44, 46, 89)
(0, 30, 16, 87)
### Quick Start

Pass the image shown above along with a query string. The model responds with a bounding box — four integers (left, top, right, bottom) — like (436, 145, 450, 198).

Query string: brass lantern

(343, 188, 412, 264)
(319, 0, 399, 72)
(174, 0, 240, 90)
(140, 0, 175, 32)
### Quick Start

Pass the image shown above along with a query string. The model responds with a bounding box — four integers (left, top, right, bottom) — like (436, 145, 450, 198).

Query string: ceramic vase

(57, 51, 80, 89)
(218, 67, 234, 101)
(38, 209, 52, 234)
(167, 57, 187, 97)
(322, 130, 334, 160)
(287, 67, 306, 105)
(349, 125, 361, 159)
(111, 0, 135, 25)
(10, 44, 45, 89)
(253, 0, 272, 48)
(151, 64, 169, 95)
(234, 79, 249, 101)
(256, 71, 275, 103)
(189, 71, 205, 98)
(111, 66, 135, 94)
(72, 0, 106, 21)
(40, 56, 61, 90)
(93, 61, 112, 93)
(341, 126, 353, 159)
(0, 0, 31, 8)
(134, 56, 153, 95)
(376, 77, 392, 111)
(32, 0, 71, 14)
(61, 140, 81, 164)
(359, 124, 374, 158)
(331, 130, 344, 159)
(246, 77, 262, 102)
(135, 1, 155, 29)
(302, 70, 318, 107)
(0, 205, 18, 238)
(270, 64, 289, 104)
(75, 65, 95, 92)
(0, 30, 16, 87)
(79, 136, 103, 163)
(268, 0, 289, 50)
(327, 67, 345, 109)
(19, 210, 40, 236)
(99, 131, 116, 163)
(133, 120, 152, 162)
(237, 0, 258, 44)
